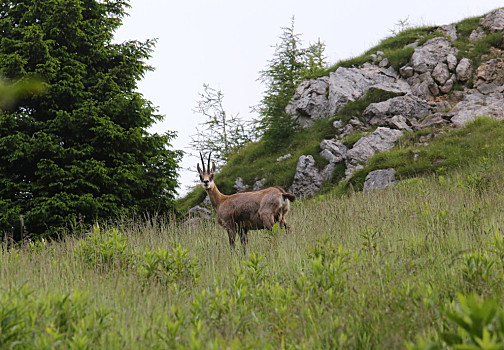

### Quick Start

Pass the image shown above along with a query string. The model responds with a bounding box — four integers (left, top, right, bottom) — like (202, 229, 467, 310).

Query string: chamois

(197, 152, 296, 250)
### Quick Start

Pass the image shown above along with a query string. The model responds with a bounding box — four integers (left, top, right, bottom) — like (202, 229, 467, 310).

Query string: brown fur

(197, 153, 296, 250)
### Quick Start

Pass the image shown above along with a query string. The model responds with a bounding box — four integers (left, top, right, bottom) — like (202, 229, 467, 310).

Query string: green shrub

(0, 285, 113, 349)
(73, 224, 132, 271)
(408, 294, 504, 349)
(137, 244, 200, 288)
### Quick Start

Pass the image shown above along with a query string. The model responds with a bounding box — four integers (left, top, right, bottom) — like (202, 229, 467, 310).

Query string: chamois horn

(207, 152, 212, 173)
(199, 152, 206, 173)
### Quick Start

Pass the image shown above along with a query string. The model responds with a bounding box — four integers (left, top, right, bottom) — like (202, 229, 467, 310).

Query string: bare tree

(190, 84, 254, 167)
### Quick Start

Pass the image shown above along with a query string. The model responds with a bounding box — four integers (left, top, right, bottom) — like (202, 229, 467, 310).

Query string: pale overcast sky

(113, 0, 504, 196)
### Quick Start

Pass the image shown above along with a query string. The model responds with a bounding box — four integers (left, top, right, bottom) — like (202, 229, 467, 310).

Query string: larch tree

(255, 17, 327, 149)
(0, 0, 181, 239)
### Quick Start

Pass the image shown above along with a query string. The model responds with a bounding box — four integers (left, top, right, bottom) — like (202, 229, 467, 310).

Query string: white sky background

(113, 0, 504, 197)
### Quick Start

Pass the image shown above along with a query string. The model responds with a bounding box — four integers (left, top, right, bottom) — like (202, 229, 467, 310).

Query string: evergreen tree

(0, 0, 180, 238)
(256, 17, 326, 149)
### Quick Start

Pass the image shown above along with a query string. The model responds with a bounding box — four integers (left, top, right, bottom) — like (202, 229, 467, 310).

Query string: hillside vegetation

(2, 117, 504, 349)
(178, 9, 503, 213)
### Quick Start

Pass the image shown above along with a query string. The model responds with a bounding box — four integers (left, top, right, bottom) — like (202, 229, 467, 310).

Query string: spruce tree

(0, 0, 180, 238)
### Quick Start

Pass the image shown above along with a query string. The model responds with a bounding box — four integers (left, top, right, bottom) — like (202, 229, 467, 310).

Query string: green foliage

(0, 0, 181, 239)
(453, 13, 503, 71)
(255, 16, 327, 149)
(6, 143, 504, 347)
(326, 25, 435, 73)
(408, 294, 504, 350)
(74, 224, 132, 271)
(0, 285, 113, 349)
(137, 244, 200, 288)
(0, 77, 45, 109)
(383, 46, 416, 70)
(345, 117, 504, 192)
(190, 84, 254, 167)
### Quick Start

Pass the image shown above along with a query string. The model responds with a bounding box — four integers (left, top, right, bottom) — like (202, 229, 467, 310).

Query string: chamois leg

(260, 211, 276, 230)
(224, 225, 236, 249)
(226, 230, 236, 249)
(238, 227, 249, 253)
(280, 212, 291, 230)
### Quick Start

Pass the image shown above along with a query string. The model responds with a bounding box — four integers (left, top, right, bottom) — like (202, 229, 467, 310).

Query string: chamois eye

(210, 174, 214, 181)
(199, 175, 203, 181)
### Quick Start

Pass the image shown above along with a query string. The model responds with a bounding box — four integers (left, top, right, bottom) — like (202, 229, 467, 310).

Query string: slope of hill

(178, 8, 504, 214)
(2, 116, 504, 348)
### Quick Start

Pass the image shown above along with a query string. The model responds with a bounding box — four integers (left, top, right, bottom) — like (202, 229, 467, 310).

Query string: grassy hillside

(2, 117, 504, 348)
(178, 10, 503, 212)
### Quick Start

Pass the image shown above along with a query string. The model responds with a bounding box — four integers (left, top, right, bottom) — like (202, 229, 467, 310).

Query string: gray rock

(363, 94, 430, 121)
(289, 155, 324, 198)
(328, 65, 411, 115)
(450, 90, 504, 126)
(286, 77, 331, 127)
(276, 153, 292, 162)
(339, 124, 355, 137)
(439, 79, 454, 94)
(420, 113, 450, 128)
(253, 178, 266, 191)
(363, 168, 397, 192)
(428, 82, 440, 97)
(320, 139, 348, 163)
(409, 71, 441, 99)
(447, 54, 458, 71)
(189, 205, 212, 219)
(411, 80, 431, 99)
(379, 57, 389, 68)
(349, 117, 366, 129)
(233, 177, 249, 193)
(432, 100, 452, 113)
(475, 58, 504, 91)
(333, 120, 344, 129)
(388, 115, 412, 131)
(480, 9, 504, 31)
(432, 62, 450, 85)
(345, 127, 403, 176)
(438, 24, 457, 41)
(400, 65, 414, 78)
(202, 195, 211, 206)
(410, 37, 458, 73)
(476, 82, 504, 95)
(406, 40, 420, 48)
(469, 27, 485, 42)
(456, 58, 473, 81)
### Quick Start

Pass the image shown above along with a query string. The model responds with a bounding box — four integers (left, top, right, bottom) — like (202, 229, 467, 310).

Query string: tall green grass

(3, 119, 504, 348)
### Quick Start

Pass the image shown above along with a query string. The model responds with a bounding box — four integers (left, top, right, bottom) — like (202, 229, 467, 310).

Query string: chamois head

(197, 152, 216, 191)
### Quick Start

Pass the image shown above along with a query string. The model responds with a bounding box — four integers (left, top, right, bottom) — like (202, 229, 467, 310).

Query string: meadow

(3, 137, 504, 349)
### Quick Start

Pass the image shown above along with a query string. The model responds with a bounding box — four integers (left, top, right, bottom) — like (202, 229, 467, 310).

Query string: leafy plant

(0, 285, 114, 349)
(408, 294, 504, 349)
(137, 244, 200, 287)
(73, 224, 132, 271)
(461, 251, 496, 287)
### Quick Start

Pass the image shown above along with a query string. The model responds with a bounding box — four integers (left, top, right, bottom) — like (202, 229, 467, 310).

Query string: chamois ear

(211, 162, 216, 173)
(197, 163, 202, 174)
